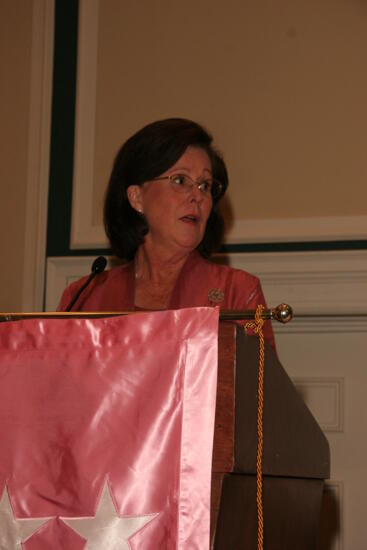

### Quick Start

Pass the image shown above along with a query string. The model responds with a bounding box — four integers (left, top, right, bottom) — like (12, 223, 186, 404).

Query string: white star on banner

(0, 485, 51, 549)
(63, 482, 158, 549)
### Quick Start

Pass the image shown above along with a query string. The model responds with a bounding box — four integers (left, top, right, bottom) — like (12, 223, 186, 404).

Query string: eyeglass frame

(149, 173, 224, 200)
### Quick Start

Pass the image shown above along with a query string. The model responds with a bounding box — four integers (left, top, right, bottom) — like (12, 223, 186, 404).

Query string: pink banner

(0, 307, 219, 549)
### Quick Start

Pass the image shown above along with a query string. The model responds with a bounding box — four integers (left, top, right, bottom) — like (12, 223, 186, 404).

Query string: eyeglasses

(151, 173, 223, 200)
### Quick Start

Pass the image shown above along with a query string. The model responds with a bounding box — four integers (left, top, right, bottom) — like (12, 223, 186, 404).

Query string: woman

(59, 118, 275, 349)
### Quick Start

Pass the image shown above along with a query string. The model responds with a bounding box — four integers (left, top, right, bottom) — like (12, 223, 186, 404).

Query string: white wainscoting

(222, 249, 367, 316)
(46, 249, 367, 314)
(46, 249, 367, 549)
(293, 377, 344, 433)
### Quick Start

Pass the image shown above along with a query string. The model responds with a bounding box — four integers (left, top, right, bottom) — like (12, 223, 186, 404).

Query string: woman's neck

(135, 244, 190, 283)
(134, 245, 191, 309)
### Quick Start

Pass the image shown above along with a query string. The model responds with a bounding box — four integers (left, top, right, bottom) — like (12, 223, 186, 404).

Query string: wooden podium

(211, 322, 330, 549)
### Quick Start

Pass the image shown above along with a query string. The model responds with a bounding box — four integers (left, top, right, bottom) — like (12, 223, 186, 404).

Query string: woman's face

(127, 146, 213, 256)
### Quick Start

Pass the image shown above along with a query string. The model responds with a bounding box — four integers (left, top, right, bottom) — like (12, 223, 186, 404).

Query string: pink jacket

(58, 251, 276, 350)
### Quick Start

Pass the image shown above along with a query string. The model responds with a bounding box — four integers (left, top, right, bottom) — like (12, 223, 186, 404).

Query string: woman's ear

(127, 185, 144, 214)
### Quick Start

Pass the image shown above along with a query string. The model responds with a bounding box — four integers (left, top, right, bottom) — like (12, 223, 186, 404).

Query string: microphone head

(91, 256, 107, 274)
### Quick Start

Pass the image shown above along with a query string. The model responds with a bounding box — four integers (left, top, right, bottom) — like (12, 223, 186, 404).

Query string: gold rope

(245, 304, 265, 550)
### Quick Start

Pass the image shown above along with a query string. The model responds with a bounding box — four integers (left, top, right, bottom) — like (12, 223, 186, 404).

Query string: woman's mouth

(180, 215, 199, 224)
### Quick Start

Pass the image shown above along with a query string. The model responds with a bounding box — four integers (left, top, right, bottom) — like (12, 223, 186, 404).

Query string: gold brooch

(208, 288, 224, 304)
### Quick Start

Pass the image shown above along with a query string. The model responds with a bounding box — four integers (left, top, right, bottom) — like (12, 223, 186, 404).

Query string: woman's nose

(189, 182, 204, 202)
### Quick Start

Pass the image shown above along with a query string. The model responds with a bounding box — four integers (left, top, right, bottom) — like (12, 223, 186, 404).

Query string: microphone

(65, 256, 107, 312)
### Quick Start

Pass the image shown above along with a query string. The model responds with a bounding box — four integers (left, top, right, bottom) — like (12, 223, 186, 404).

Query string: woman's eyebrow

(168, 165, 212, 174)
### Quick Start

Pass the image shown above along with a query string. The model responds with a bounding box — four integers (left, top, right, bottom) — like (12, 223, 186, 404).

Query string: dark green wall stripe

(221, 240, 367, 254)
(45, 240, 367, 258)
(47, 0, 79, 256)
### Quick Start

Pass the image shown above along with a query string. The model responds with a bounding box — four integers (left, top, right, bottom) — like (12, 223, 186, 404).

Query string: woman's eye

(172, 174, 186, 186)
(200, 181, 212, 193)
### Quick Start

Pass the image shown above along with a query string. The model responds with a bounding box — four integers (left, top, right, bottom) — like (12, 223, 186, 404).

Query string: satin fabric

(0, 307, 219, 549)
(58, 250, 276, 351)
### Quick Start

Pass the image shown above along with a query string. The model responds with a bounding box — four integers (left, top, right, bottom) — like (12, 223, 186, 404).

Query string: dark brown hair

(104, 118, 228, 260)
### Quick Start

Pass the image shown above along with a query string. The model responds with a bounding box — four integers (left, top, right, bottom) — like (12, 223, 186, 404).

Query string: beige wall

(0, 1, 33, 310)
(90, 0, 367, 228)
(1, 1, 367, 309)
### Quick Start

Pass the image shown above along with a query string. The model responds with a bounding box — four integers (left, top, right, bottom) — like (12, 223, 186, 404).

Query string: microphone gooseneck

(65, 256, 107, 312)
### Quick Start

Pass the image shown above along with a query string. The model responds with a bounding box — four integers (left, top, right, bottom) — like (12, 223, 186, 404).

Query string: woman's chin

(174, 238, 202, 253)
(175, 226, 205, 250)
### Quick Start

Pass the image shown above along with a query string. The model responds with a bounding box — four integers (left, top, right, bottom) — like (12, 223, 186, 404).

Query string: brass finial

(271, 303, 293, 323)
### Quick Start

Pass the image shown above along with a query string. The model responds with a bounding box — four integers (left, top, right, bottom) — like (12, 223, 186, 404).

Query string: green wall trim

(46, 0, 79, 257)
(220, 240, 367, 253)
(47, 240, 367, 258)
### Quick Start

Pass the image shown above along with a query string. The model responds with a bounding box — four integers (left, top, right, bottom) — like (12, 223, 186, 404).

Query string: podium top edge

(0, 305, 293, 323)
